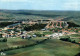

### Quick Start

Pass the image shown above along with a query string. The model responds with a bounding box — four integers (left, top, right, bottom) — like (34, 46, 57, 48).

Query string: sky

(0, 0, 80, 10)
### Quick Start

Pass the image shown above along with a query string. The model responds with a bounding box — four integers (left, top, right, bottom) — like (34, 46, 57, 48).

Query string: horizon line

(0, 9, 80, 11)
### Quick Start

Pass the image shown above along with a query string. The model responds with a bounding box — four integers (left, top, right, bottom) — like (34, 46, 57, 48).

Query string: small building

(41, 29, 46, 31)
(45, 35, 51, 37)
(32, 35, 37, 37)
(51, 33, 63, 39)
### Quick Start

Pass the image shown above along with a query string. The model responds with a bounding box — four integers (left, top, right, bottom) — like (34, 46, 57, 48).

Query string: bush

(71, 40, 76, 43)
(60, 37, 71, 41)
(34, 33, 42, 37)
(2, 38, 7, 42)
(60, 37, 77, 44)
(0, 38, 7, 42)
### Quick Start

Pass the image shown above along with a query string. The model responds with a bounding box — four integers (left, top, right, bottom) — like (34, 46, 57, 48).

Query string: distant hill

(0, 10, 80, 25)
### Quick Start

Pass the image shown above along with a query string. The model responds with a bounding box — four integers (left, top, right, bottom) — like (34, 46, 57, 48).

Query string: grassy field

(0, 37, 46, 50)
(0, 42, 8, 49)
(69, 34, 80, 43)
(7, 38, 36, 47)
(60, 34, 80, 43)
(4, 39, 79, 56)
(70, 34, 80, 37)
(1, 10, 80, 25)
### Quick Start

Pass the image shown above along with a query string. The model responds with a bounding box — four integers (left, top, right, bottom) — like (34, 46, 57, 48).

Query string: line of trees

(60, 37, 79, 44)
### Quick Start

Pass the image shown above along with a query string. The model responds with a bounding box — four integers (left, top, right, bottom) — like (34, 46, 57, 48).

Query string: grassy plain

(0, 37, 45, 50)
(5, 39, 79, 56)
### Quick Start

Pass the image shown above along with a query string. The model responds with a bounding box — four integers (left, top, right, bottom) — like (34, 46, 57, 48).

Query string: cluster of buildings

(0, 19, 79, 39)
(44, 28, 80, 39)
(45, 21, 68, 29)
(0, 23, 28, 38)
(45, 33, 63, 39)
(0, 22, 38, 39)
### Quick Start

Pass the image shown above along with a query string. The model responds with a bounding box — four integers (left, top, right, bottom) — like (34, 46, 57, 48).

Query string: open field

(7, 38, 35, 47)
(0, 37, 46, 50)
(0, 42, 8, 49)
(4, 39, 79, 56)
(70, 34, 80, 37)
(69, 34, 80, 43)
(60, 34, 80, 43)
(0, 10, 80, 25)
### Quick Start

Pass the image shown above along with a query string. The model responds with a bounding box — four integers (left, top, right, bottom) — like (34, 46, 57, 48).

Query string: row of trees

(60, 37, 78, 44)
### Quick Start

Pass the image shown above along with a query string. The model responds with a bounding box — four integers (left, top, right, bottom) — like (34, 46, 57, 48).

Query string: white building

(51, 33, 63, 39)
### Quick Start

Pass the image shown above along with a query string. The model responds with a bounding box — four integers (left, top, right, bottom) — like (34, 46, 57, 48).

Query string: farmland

(69, 34, 80, 43)
(5, 39, 79, 56)
(0, 10, 80, 25)
(0, 37, 46, 50)
(60, 34, 80, 43)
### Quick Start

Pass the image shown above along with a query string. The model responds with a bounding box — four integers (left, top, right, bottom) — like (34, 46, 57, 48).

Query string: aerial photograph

(0, 0, 80, 56)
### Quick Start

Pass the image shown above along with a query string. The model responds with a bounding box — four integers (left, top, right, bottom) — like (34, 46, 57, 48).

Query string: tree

(2, 38, 7, 42)
(0, 34, 2, 38)
(35, 33, 42, 37)
(71, 40, 76, 43)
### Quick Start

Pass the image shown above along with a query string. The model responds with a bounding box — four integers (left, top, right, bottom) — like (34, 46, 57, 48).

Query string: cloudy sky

(0, 0, 80, 10)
